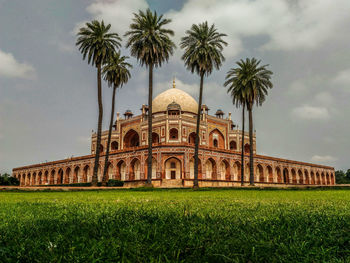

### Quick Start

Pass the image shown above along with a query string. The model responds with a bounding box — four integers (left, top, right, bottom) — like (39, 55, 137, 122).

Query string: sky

(0, 0, 350, 174)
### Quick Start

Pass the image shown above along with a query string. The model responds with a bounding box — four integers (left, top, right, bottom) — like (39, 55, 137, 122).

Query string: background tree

(125, 9, 175, 186)
(181, 21, 227, 188)
(224, 68, 249, 185)
(0, 173, 19, 186)
(101, 52, 132, 185)
(76, 20, 121, 186)
(235, 58, 273, 185)
(335, 170, 350, 184)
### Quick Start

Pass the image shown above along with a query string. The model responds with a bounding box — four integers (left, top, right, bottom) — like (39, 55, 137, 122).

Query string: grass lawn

(0, 188, 349, 262)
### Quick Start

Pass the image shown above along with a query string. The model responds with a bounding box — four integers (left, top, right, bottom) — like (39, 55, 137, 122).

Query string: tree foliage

(335, 170, 350, 184)
(125, 8, 175, 68)
(0, 173, 19, 186)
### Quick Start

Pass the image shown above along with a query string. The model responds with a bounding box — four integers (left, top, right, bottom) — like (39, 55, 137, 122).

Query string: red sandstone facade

(12, 83, 335, 187)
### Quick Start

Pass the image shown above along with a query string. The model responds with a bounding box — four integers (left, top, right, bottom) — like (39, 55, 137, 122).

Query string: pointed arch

(65, 167, 71, 184)
(209, 129, 225, 149)
(316, 172, 321, 185)
(257, 164, 264, 182)
(32, 172, 37, 185)
(83, 165, 90, 183)
(123, 129, 140, 148)
(283, 168, 289, 184)
(117, 160, 126, 181)
(304, 170, 309, 184)
(130, 158, 141, 180)
(164, 157, 182, 179)
(152, 132, 160, 144)
(244, 144, 250, 154)
(205, 158, 217, 180)
(107, 162, 114, 180)
(276, 167, 282, 183)
(188, 132, 196, 145)
(169, 128, 178, 140)
(219, 159, 230, 180)
(321, 172, 325, 185)
(26, 173, 31, 186)
(290, 169, 296, 184)
(298, 169, 303, 184)
(50, 170, 55, 185)
(38, 171, 43, 185)
(266, 165, 273, 183)
(73, 166, 80, 184)
(233, 161, 241, 181)
(111, 141, 118, 151)
(229, 140, 237, 150)
(310, 171, 315, 184)
(44, 171, 49, 185)
(57, 168, 64, 185)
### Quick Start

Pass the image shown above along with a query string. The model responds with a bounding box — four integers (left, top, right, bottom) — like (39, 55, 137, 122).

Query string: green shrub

(0, 174, 19, 186)
(107, 179, 124, 187)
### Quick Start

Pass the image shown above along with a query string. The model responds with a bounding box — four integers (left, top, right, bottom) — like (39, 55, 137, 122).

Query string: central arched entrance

(165, 157, 181, 179)
(123, 129, 140, 148)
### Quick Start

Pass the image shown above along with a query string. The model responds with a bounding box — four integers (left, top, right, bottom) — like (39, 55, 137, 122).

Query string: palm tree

(228, 58, 273, 185)
(181, 22, 227, 188)
(125, 9, 175, 186)
(101, 52, 132, 186)
(224, 70, 248, 185)
(76, 20, 121, 186)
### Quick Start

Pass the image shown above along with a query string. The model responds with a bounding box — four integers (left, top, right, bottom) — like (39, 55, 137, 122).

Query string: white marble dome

(152, 86, 198, 114)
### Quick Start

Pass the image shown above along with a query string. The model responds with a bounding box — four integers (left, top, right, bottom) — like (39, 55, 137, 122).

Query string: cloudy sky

(1, 0, 349, 173)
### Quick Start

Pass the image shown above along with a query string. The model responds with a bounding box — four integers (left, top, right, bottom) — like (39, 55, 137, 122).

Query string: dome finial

(173, 76, 176, 88)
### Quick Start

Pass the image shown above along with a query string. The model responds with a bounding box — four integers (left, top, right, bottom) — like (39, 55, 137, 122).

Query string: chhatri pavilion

(13, 79, 335, 187)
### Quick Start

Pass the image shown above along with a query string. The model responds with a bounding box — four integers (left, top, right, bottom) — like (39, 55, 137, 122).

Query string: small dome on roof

(167, 101, 181, 111)
(215, 109, 224, 115)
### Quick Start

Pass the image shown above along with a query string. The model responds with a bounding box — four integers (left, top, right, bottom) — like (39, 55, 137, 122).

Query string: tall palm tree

(180, 22, 227, 188)
(224, 70, 248, 185)
(76, 20, 121, 186)
(101, 52, 132, 186)
(228, 58, 273, 185)
(125, 9, 175, 186)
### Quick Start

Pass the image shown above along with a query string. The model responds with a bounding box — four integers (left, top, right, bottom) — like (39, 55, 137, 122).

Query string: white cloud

(333, 68, 350, 90)
(0, 49, 36, 79)
(311, 155, 337, 163)
(78, 0, 350, 59)
(291, 105, 330, 120)
(78, 0, 148, 36)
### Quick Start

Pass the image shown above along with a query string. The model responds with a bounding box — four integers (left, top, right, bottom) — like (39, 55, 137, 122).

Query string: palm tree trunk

(102, 86, 116, 186)
(92, 63, 103, 187)
(146, 63, 153, 185)
(241, 103, 245, 186)
(193, 72, 204, 188)
(248, 105, 254, 186)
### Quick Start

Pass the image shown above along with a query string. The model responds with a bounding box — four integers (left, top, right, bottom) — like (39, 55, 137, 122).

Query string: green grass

(0, 189, 350, 262)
